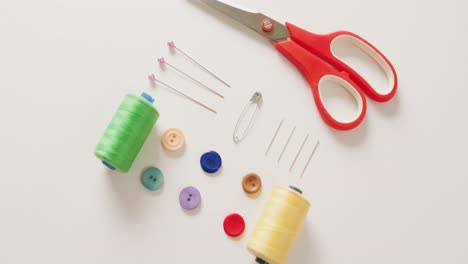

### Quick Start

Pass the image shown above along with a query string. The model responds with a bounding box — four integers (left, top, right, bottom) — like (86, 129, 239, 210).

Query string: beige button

(161, 128, 185, 151)
(242, 173, 262, 194)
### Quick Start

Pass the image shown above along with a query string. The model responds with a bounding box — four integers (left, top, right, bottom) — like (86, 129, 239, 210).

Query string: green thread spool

(94, 93, 160, 172)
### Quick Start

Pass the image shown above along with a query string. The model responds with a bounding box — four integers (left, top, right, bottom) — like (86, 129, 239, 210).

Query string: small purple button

(179, 186, 201, 210)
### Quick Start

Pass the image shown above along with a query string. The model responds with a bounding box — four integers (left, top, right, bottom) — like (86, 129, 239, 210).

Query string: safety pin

(233, 92, 263, 143)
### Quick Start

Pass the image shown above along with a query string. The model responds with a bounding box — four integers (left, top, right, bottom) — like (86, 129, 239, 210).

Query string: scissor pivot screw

(262, 18, 275, 32)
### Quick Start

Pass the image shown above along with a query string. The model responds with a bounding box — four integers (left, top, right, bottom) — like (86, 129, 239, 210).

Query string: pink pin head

(158, 57, 166, 65)
(148, 73, 157, 82)
(167, 41, 176, 49)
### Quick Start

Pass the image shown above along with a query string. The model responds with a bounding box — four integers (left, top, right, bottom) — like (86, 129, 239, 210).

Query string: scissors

(200, 0, 398, 130)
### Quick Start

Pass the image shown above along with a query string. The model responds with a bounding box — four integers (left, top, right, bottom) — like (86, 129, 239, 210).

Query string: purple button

(179, 186, 201, 210)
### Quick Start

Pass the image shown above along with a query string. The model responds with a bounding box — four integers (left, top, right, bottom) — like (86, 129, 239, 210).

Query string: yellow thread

(248, 186, 310, 264)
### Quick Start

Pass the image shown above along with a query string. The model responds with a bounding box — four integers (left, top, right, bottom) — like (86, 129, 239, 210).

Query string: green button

(141, 167, 164, 191)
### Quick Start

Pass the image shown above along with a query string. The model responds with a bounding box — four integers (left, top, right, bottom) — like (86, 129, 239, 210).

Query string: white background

(1, 0, 467, 263)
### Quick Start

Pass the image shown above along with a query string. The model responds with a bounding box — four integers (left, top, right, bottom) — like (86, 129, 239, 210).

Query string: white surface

(1, 0, 467, 263)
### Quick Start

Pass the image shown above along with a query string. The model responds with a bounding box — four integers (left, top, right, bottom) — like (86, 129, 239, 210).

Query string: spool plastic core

(255, 257, 269, 264)
(141, 92, 155, 103)
(289, 185, 303, 194)
(102, 161, 116, 170)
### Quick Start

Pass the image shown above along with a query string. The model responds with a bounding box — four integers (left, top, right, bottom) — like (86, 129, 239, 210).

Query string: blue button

(200, 151, 222, 173)
(141, 167, 164, 191)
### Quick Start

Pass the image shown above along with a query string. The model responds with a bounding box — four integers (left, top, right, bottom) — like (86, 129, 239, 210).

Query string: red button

(223, 213, 245, 237)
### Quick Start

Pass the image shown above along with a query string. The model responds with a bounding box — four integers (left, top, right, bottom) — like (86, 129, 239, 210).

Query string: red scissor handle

(283, 23, 398, 102)
(275, 39, 367, 130)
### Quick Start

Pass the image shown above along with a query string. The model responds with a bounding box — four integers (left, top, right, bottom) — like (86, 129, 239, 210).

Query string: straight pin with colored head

(157, 57, 224, 99)
(168, 41, 231, 88)
(148, 73, 217, 114)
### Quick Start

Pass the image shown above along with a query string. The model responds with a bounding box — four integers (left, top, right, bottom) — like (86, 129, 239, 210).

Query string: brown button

(242, 173, 262, 194)
(161, 128, 185, 152)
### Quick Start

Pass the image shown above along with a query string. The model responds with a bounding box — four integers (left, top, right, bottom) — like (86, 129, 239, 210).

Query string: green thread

(94, 94, 160, 172)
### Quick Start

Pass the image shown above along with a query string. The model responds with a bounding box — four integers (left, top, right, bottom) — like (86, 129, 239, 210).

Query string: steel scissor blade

(200, 0, 290, 42)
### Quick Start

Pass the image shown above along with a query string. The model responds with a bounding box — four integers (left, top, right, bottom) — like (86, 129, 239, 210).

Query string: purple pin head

(157, 57, 166, 66)
(148, 73, 157, 82)
(167, 41, 176, 49)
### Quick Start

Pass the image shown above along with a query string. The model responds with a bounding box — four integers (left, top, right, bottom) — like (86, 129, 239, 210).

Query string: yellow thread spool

(247, 186, 310, 264)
